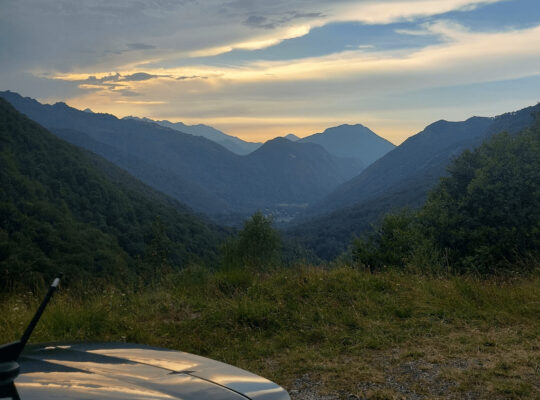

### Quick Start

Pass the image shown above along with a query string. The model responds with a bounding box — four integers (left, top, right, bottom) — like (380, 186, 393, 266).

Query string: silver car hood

(15, 343, 290, 400)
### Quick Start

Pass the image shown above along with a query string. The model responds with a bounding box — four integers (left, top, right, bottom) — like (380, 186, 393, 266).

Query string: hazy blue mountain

(314, 118, 492, 215)
(1, 91, 362, 222)
(0, 98, 225, 288)
(244, 137, 363, 207)
(51, 126, 230, 214)
(299, 124, 395, 166)
(125, 116, 261, 155)
(289, 104, 540, 259)
(284, 133, 300, 141)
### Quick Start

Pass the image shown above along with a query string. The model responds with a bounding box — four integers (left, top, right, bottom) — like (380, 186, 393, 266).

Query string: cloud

(331, 0, 505, 25)
(188, 1, 505, 57)
(114, 100, 167, 104)
(122, 72, 168, 81)
(188, 21, 540, 90)
(127, 43, 157, 50)
(0, 0, 507, 79)
(80, 72, 170, 83)
(176, 75, 208, 80)
(292, 11, 324, 19)
(1, 0, 534, 144)
(58, 20, 540, 144)
(244, 11, 324, 30)
(49, 71, 175, 94)
(116, 89, 141, 97)
(244, 15, 275, 29)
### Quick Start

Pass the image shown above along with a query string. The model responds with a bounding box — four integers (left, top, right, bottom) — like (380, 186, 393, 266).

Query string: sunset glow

(2, 0, 539, 143)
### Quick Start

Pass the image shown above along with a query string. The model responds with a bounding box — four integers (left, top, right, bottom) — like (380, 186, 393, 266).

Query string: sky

(1, 0, 540, 144)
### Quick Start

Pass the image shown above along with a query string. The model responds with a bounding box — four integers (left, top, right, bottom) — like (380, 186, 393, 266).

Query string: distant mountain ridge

(316, 117, 494, 214)
(126, 117, 394, 166)
(289, 103, 540, 259)
(299, 124, 395, 167)
(124, 116, 262, 155)
(1, 91, 364, 222)
(284, 133, 300, 141)
(245, 137, 363, 204)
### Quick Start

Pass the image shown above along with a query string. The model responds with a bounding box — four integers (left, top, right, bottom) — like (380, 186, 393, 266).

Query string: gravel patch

(288, 357, 484, 399)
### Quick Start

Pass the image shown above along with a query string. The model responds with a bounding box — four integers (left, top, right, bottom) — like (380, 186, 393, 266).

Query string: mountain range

(125, 117, 395, 169)
(124, 116, 262, 155)
(1, 91, 391, 223)
(289, 104, 540, 259)
(1, 90, 538, 261)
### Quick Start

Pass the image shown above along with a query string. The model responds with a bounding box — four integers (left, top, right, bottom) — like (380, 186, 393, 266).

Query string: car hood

(15, 343, 290, 400)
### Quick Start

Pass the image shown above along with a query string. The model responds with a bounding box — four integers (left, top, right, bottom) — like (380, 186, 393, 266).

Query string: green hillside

(0, 99, 225, 290)
(352, 119, 540, 274)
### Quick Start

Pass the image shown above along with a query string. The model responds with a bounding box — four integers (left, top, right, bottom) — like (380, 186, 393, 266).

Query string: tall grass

(1, 266, 538, 398)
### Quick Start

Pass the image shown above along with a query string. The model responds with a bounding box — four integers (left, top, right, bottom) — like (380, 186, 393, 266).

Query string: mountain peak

(284, 133, 300, 141)
(123, 116, 155, 123)
(336, 123, 367, 129)
(321, 124, 373, 136)
(260, 136, 295, 147)
(299, 123, 395, 166)
(251, 136, 330, 159)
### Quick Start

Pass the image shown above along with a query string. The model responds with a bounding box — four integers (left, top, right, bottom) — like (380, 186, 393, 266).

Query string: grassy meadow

(1, 266, 538, 399)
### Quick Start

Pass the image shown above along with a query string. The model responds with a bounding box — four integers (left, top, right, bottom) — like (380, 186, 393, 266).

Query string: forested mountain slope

(0, 98, 225, 289)
(290, 104, 540, 259)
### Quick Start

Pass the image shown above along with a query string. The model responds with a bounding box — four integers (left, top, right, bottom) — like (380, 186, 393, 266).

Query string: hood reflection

(17, 371, 176, 400)
(16, 343, 289, 400)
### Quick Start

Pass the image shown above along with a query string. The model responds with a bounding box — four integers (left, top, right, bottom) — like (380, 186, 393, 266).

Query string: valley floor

(1, 266, 538, 399)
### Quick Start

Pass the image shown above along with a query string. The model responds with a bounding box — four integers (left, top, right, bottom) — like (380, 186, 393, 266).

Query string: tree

(421, 126, 540, 273)
(221, 212, 281, 270)
(352, 209, 430, 271)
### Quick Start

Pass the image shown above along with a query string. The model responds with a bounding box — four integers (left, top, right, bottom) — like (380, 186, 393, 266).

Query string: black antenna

(0, 276, 61, 397)
(19, 277, 61, 352)
(0, 382, 20, 400)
